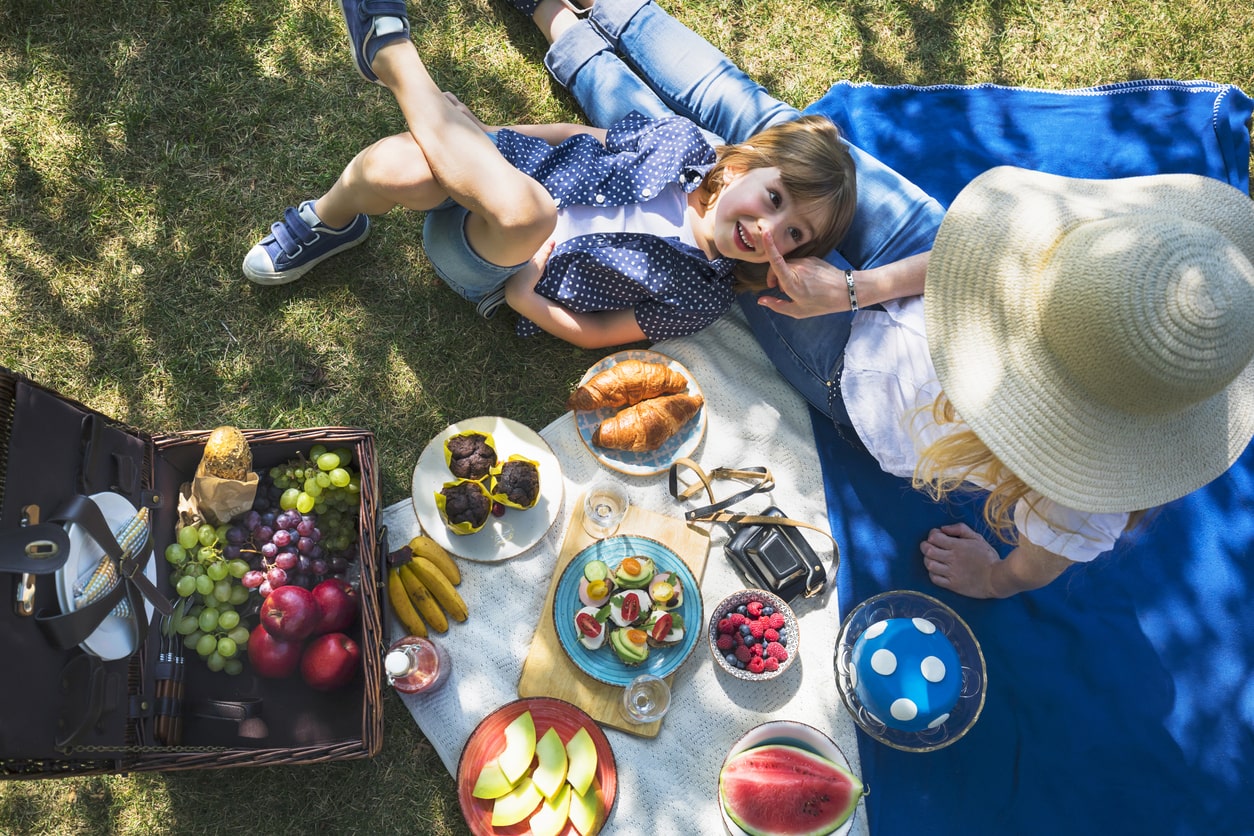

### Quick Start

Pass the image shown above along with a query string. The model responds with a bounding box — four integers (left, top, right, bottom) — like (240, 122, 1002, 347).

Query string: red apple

(260, 584, 322, 641)
(311, 578, 360, 635)
(300, 632, 361, 691)
(247, 623, 302, 678)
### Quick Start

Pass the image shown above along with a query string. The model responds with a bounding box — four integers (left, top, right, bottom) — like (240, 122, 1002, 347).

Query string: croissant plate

(568, 359, 690, 411)
(592, 393, 705, 452)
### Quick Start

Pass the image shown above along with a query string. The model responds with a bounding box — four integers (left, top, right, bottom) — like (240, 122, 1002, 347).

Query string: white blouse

(840, 295, 1129, 563)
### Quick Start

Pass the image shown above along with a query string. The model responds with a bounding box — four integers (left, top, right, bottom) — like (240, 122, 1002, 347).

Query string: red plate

(457, 697, 618, 836)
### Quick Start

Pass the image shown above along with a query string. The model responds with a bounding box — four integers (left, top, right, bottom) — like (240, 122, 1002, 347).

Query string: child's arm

(504, 243, 646, 349)
(918, 522, 1073, 598)
(440, 95, 607, 146)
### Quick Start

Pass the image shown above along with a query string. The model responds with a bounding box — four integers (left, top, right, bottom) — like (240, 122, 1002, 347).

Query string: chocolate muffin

(445, 432, 496, 480)
(492, 457, 540, 510)
(438, 479, 491, 533)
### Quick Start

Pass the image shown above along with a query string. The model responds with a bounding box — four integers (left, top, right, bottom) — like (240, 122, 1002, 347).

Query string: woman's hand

(755, 230, 852, 318)
(920, 523, 1073, 598)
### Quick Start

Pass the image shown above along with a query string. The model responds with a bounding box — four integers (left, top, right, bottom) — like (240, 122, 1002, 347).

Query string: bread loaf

(592, 393, 704, 452)
(200, 426, 252, 480)
(568, 359, 689, 411)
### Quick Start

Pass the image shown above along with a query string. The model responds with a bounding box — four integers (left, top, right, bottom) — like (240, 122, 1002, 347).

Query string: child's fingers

(762, 230, 789, 291)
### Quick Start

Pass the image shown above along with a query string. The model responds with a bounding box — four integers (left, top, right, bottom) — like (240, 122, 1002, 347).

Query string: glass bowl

(833, 589, 986, 752)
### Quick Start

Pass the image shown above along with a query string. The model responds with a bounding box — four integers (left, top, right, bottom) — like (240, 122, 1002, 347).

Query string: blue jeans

(543, 0, 944, 423)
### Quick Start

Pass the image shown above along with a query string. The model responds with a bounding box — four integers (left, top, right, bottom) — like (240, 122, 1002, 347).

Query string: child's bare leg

(313, 133, 447, 228)
(532, 0, 583, 43)
(364, 38, 555, 268)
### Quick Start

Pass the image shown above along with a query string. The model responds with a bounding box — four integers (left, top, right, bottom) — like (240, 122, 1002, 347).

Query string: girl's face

(703, 165, 820, 262)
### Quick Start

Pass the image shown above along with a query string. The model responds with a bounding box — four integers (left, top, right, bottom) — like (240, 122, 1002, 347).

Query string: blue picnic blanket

(804, 80, 1254, 836)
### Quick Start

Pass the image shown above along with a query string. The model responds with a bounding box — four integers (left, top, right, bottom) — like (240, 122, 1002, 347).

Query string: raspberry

(718, 617, 735, 635)
(752, 643, 764, 657)
(765, 641, 788, 661)
(734, 644, 752, 663)
(716, 634, 735, 651)
(763, 656, 779, 672)
(729, 613, 748, 627)
(747, 620, 767, 639)
(764, 628, 779, 642)
(747, 656, 766, 674)
(768, 612, 785, 629)
(746, 600, 764, 617)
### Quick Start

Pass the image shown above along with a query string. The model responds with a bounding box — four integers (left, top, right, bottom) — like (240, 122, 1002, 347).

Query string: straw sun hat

(924, 166, 1254, 513)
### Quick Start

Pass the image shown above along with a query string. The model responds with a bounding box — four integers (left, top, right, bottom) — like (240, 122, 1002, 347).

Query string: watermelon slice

(719, 744, 864, 836)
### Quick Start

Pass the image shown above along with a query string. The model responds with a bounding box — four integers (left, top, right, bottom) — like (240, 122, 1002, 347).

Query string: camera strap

(667, 457, 839, 547)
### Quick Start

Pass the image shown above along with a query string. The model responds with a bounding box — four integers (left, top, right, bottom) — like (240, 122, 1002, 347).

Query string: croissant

(568, 359, 689, 411)
(592, 393, 705, 452)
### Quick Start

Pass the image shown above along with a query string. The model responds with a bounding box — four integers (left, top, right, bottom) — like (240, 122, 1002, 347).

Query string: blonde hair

(911, 392, 1147, 544)
(702, 115, 857, 292)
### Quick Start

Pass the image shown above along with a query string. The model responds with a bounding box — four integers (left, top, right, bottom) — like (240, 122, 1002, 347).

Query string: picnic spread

(3, 75, 1253, 836)
(379, 77, 1254, 835)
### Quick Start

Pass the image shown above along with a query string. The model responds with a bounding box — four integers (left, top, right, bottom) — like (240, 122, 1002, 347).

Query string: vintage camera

(723, 506, 827, 603)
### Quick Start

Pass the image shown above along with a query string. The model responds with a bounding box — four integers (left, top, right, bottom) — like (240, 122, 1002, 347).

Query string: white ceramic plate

(54, 491, 155, 661)
(412, 416, 564, 562)
(573, 349, 706, 477)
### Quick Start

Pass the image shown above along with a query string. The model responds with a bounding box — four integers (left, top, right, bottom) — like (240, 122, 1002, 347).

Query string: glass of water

(621, 673, 671, 723)
(582, 480, 628, 540)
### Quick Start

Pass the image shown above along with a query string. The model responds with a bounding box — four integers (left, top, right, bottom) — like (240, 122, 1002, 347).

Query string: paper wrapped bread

(199, 426, 252, 480)
(568, 359, 689, 411)
(592, 393, 705, 452)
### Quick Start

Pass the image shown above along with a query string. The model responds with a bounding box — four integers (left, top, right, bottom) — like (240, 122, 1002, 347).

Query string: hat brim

(925, 167, 1254, 513)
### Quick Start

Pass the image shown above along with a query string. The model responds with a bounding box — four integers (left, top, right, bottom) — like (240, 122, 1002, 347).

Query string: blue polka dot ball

(850, 617, 961, 732)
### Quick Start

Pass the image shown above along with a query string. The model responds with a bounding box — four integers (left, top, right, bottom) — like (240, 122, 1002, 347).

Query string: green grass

(1, 0, 1251, 832)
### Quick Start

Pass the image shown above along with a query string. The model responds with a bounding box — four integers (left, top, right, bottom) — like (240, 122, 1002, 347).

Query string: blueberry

(739, 624, 751, 635)
(763, 606, 775, 616)
(735, 658, 746, 669)
(725, 653, 737, 666)
(744, 636, 757, 646)
(736, 605, 748, 615)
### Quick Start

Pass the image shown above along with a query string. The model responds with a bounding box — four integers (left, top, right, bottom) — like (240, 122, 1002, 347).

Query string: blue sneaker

(340, 0, 411, 85)
(242, 201, 370, 286)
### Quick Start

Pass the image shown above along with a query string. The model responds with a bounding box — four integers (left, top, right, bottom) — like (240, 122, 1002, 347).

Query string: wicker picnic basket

(0, 366, 384, 778)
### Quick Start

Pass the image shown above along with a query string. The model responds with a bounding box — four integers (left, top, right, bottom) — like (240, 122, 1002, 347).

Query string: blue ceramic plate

(573, 349, 705, 477)
(553, 535, 703, 687)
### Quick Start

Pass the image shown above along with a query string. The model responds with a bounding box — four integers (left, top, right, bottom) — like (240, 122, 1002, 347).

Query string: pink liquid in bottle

(386, 636, 451, 694)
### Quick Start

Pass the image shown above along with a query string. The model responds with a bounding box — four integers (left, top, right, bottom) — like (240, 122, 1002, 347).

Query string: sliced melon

(719, 744, 864, 836)
(564, 726, 598, 797)
(529, 781, 571, 836)
(491, 775, 544, 828)
(498, 710, 536, 785)
(470, 757, 515, 799)
(532, 727, 569, 800)
(569, 781, 604, 836)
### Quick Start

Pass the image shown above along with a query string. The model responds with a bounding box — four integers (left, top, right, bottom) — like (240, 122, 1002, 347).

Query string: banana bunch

(387, 534, 468, 637)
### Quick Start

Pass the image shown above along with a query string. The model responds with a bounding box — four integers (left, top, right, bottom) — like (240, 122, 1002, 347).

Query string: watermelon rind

(719, 743, 864, 836)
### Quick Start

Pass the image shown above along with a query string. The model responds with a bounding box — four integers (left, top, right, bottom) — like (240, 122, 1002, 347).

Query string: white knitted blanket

(381, 306, 868, 835)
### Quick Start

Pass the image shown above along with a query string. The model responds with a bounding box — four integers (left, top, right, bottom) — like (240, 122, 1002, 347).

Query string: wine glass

(582, 480, 628, 540)
(621, 673, 671, 723)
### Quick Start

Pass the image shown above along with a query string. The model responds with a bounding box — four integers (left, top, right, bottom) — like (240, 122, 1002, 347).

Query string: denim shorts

(421, 198, 527, 304)
(420, 132, 529, 304)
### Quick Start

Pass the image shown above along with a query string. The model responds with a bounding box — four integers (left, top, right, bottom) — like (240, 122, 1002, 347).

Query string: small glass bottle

(385, 636, 451, 694)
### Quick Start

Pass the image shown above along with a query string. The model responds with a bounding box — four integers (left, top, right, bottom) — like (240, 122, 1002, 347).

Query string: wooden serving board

(517, 501, 710, 736)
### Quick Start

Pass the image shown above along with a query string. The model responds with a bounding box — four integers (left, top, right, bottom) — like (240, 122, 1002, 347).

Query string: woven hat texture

(924, 166, 1254, 512)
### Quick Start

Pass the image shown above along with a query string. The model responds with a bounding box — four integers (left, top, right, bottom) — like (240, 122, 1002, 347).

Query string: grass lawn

(1, 0, 1251, 832)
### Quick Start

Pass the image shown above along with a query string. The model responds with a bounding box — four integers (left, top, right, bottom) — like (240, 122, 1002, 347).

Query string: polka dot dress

(495, 112, 737, 341)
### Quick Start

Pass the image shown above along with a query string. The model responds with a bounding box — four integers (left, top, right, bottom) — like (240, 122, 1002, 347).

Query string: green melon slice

(719, 743, 864, 836)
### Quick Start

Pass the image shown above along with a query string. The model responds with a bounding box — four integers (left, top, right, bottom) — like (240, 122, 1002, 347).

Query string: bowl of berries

(708, 589, 798, 681)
